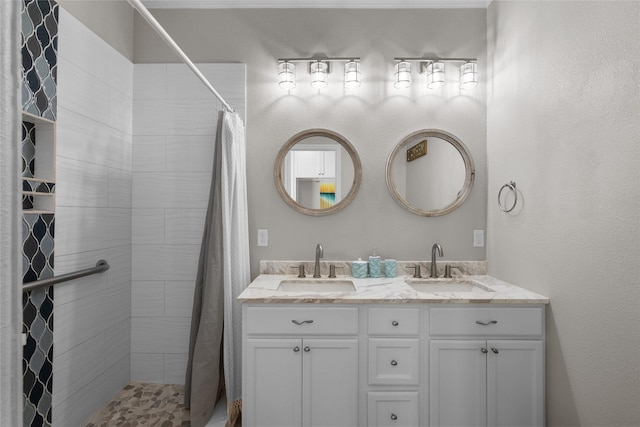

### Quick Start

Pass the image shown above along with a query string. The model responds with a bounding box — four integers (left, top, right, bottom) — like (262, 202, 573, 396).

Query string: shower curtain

(185, 111, 250, 427)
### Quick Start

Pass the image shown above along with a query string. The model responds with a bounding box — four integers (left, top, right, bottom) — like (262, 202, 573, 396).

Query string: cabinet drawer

(368, 392, 419, 427)
(368, 338, 419, 385)
(368, 308, 419, 336)
(245, 306, 358, 335)
(430, 307, 544, 337)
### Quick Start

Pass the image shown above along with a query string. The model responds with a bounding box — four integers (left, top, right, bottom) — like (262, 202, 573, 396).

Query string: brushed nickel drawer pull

(390, 360, 398, 366)
(292, 320, 314, 325)
(391, 320, 399, 326)
(475, 320, 498, 326)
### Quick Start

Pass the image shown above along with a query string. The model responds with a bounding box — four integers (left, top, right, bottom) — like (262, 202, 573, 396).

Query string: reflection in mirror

(283, 138, 354, 209)
(275, 129, 361, 216)
(386, 129, 475, 217)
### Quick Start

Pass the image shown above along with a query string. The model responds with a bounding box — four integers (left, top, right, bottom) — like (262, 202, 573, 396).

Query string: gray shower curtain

(185, 111, 250, 427)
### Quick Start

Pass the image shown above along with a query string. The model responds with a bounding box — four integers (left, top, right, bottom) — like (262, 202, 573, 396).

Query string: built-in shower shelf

(22, 111, 56, 214)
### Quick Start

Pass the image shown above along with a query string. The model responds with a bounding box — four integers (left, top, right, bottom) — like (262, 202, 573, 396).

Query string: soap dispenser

(369, 248, 382, 278)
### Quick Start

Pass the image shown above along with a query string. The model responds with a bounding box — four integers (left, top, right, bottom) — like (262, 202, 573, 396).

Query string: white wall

(131, 63, 245, 384)
(53, 9, 133, 426)
(487, 1, 640, 425)
(57, 0, 134, 61)
(133, 9, 488, 278)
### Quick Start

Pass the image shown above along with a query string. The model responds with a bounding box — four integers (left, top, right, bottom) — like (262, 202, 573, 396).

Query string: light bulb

(426, 61, 445, 89)
(460, 62, 478, 89)
(344, 61, 361, 89)
(278, 62, 296, 90)
(310, 61, 328, 89)
(394, 61, 412, 89)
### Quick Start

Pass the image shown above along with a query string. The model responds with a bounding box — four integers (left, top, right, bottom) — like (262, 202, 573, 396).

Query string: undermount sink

(278, 279, 356, 293)
(405, 278, 494, 293)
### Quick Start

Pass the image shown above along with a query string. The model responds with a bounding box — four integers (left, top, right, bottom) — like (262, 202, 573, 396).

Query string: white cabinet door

(487, 340, 544, 427)
(430, 339, 544, 427)
(294, 150, 337, 178)
(322, 150, 336, 178)
(295, 151, 323, 177)
(303, 339, 359, 427)
(430, 340, 487, 427)
(245, 339, 303, 427)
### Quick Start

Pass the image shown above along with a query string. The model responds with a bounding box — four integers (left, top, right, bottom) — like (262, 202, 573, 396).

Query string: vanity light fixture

(459, 61, 478, 89)
(344, 60, 361, 89)
(393, 57, 478, 90)
(310, 61, 329, 89)
(277, 57, 361, 90)
(393, 61, 412, 89)
(278, 61, 296, 90)
(424, 61, 445, 89)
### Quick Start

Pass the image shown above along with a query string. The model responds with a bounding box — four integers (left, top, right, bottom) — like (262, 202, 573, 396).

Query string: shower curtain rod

(126, 0, 235, 113)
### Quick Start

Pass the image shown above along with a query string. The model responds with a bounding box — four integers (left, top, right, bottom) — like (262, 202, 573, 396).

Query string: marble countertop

(238, 274, 550, 304)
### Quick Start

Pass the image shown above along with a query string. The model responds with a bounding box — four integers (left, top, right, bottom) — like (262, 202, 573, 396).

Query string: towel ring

(498, 181, 517, 212)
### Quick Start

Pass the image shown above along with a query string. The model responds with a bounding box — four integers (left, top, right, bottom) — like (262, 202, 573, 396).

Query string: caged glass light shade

(394, 61, 412, 89)
(344, 61, 361, 89)
(425, 61, 445, 89)
(278, 62, 296, 89)
(310, 61, 329, 89)
(460, 61, 478, 89)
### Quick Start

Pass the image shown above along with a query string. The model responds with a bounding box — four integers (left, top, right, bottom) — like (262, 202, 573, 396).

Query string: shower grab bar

(22, 260, 110, 293)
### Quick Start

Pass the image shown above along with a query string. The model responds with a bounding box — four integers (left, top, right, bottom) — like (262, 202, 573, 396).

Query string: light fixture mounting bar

(394, 57, 477, 63)
(278, 57, 361, 63)
(278, 58, 361, 76)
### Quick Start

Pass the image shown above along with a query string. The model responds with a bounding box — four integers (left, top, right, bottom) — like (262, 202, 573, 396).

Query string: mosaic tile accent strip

(22, 121, 36, 177)
(23, 179, 56, 194)
(22, 0, 58, 120)
(23, 287, 54, 427)
(22, 1, 57, 425)
(22, 213, 55, 427)
(23, 194, 34, 211)
(83, 382, 191, 427)
(22, 214, 55, 284)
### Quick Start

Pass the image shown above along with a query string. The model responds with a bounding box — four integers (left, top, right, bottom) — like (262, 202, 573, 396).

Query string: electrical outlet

(473, 230, 484, 247)
(257, 229, 268, 247)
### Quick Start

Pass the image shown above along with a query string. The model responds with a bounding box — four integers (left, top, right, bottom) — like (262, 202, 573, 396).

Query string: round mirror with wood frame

(386, 129, 475, 217)
(275, 129, 362, 216)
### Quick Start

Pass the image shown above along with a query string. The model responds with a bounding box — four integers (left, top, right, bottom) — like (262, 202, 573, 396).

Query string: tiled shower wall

(22, 0, 58, 121)
(52, 9, 133, 426)
(21, 1, 58, 426)
(131, 63, 245, 383)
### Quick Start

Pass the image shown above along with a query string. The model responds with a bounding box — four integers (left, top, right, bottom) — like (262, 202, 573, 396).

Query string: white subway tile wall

(53, 8, 133, 426)
(131, 63, 245, 384)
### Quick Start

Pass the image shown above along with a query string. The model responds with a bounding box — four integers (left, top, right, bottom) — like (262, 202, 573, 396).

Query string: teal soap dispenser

(369, 248, 381, 278)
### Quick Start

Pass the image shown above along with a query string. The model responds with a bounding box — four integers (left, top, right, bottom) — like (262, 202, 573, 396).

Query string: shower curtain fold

(185, 111, 250, 427)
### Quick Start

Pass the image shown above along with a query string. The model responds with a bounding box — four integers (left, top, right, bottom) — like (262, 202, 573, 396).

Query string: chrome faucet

(430, 243, 443, 278)
(314, 243, 323, 278)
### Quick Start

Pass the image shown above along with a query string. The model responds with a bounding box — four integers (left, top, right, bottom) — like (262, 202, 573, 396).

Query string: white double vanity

(253, 128, 548, 426)
(239, 264, 549, 427)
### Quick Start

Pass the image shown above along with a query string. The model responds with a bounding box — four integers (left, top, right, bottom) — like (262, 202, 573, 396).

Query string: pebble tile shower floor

(83, 382, 190, 426)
